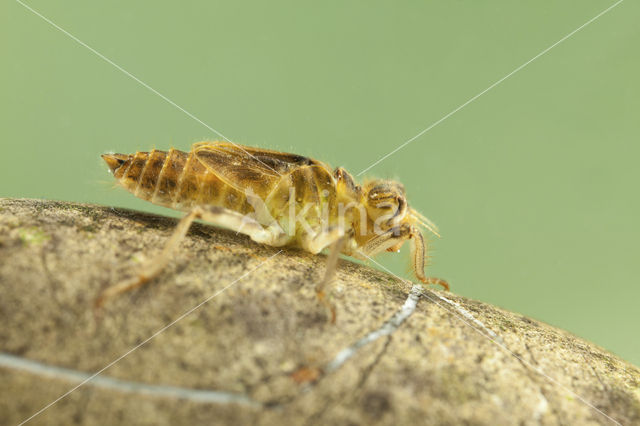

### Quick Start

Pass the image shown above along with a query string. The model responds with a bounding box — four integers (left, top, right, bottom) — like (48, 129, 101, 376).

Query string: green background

(2, 1, 638, 366)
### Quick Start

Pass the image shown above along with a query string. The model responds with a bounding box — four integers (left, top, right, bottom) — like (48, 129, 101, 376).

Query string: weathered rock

(0, 198, 638, 425)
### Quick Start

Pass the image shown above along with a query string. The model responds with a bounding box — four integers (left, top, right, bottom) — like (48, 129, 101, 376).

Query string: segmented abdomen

(112, 149, 250, 213)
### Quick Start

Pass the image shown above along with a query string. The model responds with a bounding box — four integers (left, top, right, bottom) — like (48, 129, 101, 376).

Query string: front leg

(409, 226, 449, 291)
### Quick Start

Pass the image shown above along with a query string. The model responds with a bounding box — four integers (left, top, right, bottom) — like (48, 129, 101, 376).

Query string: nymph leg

(96, 205, 286, 307)
(409, 226, 449, 291)
(314, 234, 347, 323)
(358, 226, 449, 291)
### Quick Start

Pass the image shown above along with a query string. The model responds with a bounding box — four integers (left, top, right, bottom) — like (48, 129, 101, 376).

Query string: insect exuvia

(98, 141, 448, 318)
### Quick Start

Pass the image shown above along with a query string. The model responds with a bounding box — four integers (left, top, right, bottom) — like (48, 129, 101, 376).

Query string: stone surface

(0, 198, 638, 425)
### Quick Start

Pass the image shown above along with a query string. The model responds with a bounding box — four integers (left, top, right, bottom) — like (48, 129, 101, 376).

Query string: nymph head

(363, 180, 408, 232)
(359, 178, 438, 249)
(359, 179, 447, 290)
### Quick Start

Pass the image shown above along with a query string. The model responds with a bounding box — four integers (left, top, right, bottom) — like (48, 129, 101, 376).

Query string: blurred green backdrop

(2, 1, 638, 365)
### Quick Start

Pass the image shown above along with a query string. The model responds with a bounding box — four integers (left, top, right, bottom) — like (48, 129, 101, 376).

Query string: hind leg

(96, 205, 287, 307)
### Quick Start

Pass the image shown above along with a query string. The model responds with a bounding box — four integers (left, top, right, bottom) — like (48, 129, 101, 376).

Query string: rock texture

(0, 198, 638, 426)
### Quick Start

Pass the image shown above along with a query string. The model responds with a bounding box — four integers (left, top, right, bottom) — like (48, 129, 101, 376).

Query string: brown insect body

(104, 143, 358, 251)
(101, 141, 447, 307)
(104, 148, 252, 214)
